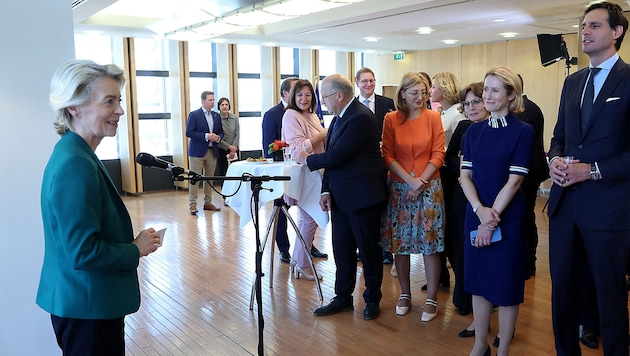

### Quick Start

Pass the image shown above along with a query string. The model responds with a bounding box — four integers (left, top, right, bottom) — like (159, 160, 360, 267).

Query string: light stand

(560, 38, 578, 77)
(176, 171, 290, 356)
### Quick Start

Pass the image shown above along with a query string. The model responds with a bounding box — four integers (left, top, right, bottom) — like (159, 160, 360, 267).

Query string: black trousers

(331, 201, 384, 305)
(51, 315, 125, 356)
(549, 189, 630, 356)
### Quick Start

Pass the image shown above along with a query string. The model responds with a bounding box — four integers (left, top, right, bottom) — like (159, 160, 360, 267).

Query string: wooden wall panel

(460, 41, 508, 85)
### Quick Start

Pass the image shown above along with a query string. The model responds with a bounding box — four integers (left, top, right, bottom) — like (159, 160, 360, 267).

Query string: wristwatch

(590, 163, 602, 180)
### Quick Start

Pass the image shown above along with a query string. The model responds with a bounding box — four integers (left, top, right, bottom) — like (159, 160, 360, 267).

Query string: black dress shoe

(314, 297, 353, 316)
(579, 327, 599, 349)
(279, 252, 291, 264)
(493, 330, 515, 348)
(311, 246, 328, 258)
(363, 303, 380, 320)
(421, 281, 450, 291)
(458, 329, 475, 338)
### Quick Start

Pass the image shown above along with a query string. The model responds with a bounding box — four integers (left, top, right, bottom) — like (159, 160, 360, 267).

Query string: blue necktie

(581, 67, 601, 133)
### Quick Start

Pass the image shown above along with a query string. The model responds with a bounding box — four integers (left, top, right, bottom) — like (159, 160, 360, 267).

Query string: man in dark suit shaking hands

(303, 74, 388, 320)
(186, 91, 224, 215)
(548, 2, 630, 355)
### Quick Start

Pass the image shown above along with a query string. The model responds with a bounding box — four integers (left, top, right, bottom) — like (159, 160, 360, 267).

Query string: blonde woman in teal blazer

(37, 60, 160, 355)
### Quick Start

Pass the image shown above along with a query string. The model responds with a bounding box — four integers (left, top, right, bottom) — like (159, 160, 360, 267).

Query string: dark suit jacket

(515, 95, 549, 186)
(548, 58, 630, 228)
(186, 108, 223, 158)
(262, 102, 285, 159)
(306, 99, 388, 213)
(373, 94, 396, 137)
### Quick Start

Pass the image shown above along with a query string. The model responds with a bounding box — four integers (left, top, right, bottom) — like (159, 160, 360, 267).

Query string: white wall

(0, 1, 74, 354)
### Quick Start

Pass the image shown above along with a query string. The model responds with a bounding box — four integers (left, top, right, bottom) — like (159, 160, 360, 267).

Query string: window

(188, 42, 216, 111)
(134, 38, 174, 156)
(237, 44, 262, 151)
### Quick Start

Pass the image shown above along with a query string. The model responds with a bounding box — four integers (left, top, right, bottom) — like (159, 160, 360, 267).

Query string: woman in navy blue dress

(460, 66, 533, 356)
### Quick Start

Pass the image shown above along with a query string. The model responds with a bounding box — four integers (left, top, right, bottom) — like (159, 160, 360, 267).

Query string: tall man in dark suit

(304, 74, 388, 320)
(186, 91, 224, 215)
(356, 67, 396, 265)
(548, 3, 630, 355)
(515, 75, 549, 277)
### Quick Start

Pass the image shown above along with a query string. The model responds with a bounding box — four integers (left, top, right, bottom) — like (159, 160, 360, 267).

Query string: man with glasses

(355, 68, 395, 265)
(355, 67, 395, 137)
(303, 74, 388, 320)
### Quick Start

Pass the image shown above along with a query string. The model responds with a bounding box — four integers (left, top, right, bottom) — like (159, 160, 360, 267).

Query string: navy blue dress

(461, 114, 533, 306)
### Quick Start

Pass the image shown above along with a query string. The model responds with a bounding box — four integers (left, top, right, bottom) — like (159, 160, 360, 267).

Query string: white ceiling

(72, 0, 628, 54)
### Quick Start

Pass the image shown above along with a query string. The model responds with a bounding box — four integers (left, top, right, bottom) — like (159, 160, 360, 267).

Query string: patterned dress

(461, 114, 533, 306)
(380, 110, 446, 255)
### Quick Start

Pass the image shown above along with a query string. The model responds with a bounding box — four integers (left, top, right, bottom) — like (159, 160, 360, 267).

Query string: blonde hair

(432, 72, 461, 105)
(484, 66, 523, 114)
(394, 72, 430, 122)
(49, 59, 125, 135)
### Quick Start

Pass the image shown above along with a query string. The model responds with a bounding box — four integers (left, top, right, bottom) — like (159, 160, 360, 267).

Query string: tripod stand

(178, 172, 290, 356)
(248, 198, 324, 310)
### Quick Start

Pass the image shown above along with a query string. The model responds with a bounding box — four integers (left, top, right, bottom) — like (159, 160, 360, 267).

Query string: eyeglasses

(404, 90, 428, 98)
(321, 91, 339, 100)
(359, 79, 375, 85)
(462, 99, 483, 108)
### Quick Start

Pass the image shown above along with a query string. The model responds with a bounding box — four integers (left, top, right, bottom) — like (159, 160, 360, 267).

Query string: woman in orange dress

(380, 72, 445, 322)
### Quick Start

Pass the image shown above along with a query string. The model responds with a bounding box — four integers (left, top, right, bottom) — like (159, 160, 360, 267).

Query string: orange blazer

(382, 109, 445, 183)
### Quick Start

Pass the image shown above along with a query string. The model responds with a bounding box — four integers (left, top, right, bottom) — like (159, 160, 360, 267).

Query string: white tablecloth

(222, 161, 329, 229)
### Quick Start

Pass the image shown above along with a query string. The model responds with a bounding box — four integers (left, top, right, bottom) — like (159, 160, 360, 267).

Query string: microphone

(135, 152, 197, 176)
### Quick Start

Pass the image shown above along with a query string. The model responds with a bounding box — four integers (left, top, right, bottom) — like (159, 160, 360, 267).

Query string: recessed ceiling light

(500, 32, 518, 38)
(416, 27, 434, 35)
(442, 39, 458, 45)
(573, 24, 579, 28)
(364, 37, 379, 42)
(493, 18, 506, 23)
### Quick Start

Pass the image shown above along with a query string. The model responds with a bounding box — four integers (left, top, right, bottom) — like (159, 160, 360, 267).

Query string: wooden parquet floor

(121, 188, 606, 355)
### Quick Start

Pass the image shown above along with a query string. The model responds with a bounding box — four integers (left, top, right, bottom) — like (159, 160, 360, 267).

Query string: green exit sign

(393, 52, 405, 61)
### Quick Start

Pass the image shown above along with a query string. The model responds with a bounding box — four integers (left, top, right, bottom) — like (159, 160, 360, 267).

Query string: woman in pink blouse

(282, 79, 328, 281)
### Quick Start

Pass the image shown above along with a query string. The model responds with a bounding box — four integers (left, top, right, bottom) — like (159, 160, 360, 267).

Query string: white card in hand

(156, 228, 166, 247)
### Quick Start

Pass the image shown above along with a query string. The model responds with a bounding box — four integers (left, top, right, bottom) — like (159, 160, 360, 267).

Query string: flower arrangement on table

(268, 140, 289, 155)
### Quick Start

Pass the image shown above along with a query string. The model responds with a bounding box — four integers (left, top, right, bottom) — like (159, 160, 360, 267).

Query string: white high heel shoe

(395, 294, 411, 316)
(421, 298, 438, 322)
(293, 265, 323, 281)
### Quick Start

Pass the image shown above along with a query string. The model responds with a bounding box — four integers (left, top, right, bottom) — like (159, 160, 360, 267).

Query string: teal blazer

(37, 131, 141, 319)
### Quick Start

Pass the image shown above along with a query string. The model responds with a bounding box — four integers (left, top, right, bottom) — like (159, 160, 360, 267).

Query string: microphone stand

(174, 171, 290, 356)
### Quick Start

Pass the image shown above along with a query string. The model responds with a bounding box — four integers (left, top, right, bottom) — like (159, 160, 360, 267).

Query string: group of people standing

(35, 2, 630, 355)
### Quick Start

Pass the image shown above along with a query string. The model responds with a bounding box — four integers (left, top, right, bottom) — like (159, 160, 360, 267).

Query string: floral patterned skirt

(380, 178, 445, 255)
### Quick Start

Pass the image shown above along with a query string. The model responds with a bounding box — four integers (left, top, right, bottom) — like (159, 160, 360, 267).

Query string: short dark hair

(280, 77, 298, 96)
(585, 1, 628, 51)
(217, 97, 230, 110)
(201, 91, 214, 100)
(287, 79, 316, 113)
(458, 82, 484, 114)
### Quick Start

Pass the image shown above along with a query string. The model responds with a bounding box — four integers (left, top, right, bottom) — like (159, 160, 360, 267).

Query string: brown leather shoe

(203, 203, 220, 211)
(190, 205, 198, 215)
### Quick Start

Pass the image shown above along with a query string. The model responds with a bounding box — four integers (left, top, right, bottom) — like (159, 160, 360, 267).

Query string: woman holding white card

(36, 60, 161, 355)
(459, 67, 533, 356)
